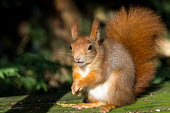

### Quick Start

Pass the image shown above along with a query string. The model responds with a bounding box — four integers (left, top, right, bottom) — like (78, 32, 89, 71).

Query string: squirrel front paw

(71, 80, 78, 95)
(71, 80, 86, 95)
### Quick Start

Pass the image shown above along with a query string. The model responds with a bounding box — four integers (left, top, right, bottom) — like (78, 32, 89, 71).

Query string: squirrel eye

(70, 45, 72, 50)
(88, 45, 92, 50)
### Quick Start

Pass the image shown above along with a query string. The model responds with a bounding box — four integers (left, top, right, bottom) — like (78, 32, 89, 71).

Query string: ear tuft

(90, 19, 100, 41)
(71, 19, 79, 41)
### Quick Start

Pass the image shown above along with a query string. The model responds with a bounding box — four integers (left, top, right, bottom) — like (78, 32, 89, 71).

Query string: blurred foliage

(0, 0, 170, 96)
(0, 67, 20, 79)
(153, 58, 170, 84)
(0, 53, 70, 96)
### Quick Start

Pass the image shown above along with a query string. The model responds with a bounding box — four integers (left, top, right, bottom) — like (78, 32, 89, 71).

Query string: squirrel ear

(71, 20, 79, 41)
(90, 19, 100, 41)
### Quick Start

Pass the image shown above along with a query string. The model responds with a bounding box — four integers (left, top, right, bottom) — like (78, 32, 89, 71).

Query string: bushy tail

(105, 7, 165, 94)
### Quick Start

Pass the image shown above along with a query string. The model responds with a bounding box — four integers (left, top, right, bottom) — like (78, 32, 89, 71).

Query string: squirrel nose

(76, 58, 80, 61)
(74, 56, 81, 61)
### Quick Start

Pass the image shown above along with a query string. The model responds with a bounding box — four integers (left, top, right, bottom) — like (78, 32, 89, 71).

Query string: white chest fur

(79, 66, 90, 78)
(78, 65, 114, 101)
(88, 79, 110, 101)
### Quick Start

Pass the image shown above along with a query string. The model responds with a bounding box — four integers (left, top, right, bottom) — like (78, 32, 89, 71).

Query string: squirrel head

(70, 19, 101, 67)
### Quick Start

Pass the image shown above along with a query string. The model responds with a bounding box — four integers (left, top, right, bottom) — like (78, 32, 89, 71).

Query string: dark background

(0, 0, 170, 96)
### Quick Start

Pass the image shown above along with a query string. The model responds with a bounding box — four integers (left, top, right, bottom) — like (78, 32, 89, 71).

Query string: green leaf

(0, 71, 5, 79)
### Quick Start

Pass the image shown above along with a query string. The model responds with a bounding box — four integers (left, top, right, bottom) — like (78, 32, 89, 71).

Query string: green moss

(0, 83, 170, 113)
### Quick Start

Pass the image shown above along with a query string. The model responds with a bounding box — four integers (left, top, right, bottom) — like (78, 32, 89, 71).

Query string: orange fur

(73, 101, 104, 109)
(73, 72, 82, 80)
(72, 71, 98, 94)
(71, 72, 82, 95)
(71, 20, 79, 40)
(100, 104, 116, 113)
(105, 7, 165, 94)
(78, 71, 97, 87)
(90, 19, 100, 40)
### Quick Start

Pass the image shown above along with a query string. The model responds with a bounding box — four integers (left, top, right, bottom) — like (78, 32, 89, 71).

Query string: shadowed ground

(0, 83, 170, 113)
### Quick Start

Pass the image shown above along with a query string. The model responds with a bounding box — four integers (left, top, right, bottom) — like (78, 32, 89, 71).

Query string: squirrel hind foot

(73, 101, 104, 109)
(100, 104, 116, 113)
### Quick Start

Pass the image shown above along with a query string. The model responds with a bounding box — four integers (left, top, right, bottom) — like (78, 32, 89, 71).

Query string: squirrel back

(105, 7, 165, 94)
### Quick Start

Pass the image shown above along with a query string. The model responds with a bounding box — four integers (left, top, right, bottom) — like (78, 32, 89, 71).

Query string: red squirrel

(70, 7, 165, 113)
